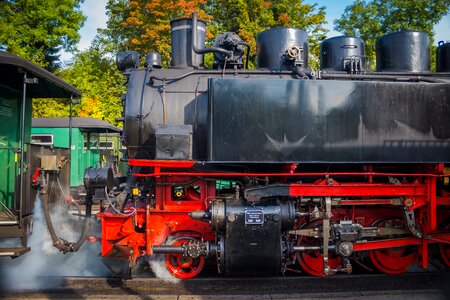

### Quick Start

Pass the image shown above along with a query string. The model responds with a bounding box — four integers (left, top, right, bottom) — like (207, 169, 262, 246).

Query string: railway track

(1, 272, 450, 299)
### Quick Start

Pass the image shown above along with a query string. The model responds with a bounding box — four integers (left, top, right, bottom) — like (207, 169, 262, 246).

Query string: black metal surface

(116, 51, 140, 72)
(32, 117, 121, 132)
(83, 167, 114, 191)
(144, 52, 162, 69)
(437, 41, 450, 72)
(155, 124, 192, 160)
(256, 27, 309, 70)
(170, 18, 206, 68)
(208, 78, 450, 162)
(212, 32, 245, 69)
(376, 31, 430, 72)
(320, 36, 365, 72)
(218, 199, 287, 275)
(0, 52, 81, 98)
(244, 185, 291, 202)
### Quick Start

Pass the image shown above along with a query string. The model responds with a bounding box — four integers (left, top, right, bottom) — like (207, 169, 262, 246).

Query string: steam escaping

(146, 254, 181, 283)
(0, 194, 111, 292)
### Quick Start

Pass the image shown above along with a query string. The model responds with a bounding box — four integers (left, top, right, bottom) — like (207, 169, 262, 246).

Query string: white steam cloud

(0, 194, 111, 291)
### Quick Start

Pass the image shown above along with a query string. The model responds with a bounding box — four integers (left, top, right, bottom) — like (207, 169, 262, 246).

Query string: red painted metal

(98, 159, 449, 277)
(296, 220, 341, 277)
(32, 168, 40, 185)
(97, 175, 215, 271)
(353, 238, 422, 251)
(439, 224, 450, 267)
(297, 251, 341, 277)
(289, 183, 427, 197)
(165, 239, 205, 279)
(440, 243, 450, 267)
(369, 247, 417, 275)
(133, 171, 449, 178)
(128, 159, 196, 168)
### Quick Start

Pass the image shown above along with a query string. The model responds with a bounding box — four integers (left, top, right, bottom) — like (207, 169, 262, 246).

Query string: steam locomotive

(87, 13, 450, 278)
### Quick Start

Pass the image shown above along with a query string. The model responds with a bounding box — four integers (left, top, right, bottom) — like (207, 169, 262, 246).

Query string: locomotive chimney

(170, 16, 206, 68)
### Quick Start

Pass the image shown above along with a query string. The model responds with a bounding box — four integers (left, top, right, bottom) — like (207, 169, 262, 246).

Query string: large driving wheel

(165, 239, 205, 279)
(439, 223, 450, 267)
(296, 220, 341, 277)
(368, 218, 417, 275)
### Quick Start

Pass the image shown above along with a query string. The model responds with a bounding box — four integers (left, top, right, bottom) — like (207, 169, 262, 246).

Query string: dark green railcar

(0, 52, 81, 257)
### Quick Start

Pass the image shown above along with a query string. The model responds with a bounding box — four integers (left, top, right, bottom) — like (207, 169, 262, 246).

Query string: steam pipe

(191, 13, 233, 58)
(150, 70, 293, 84)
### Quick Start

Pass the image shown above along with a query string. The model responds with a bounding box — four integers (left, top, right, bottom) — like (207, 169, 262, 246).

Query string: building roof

(32, 117, 122, 133)
(0, 52, 81, 98)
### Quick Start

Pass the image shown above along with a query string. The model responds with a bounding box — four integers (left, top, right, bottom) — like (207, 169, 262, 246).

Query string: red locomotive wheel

(439, 224, 450, 267)
(439, 243, 450, 268)
(368, 218, 417, 275)
(296, 220, 341, 277)
(297, 251, 341, 277)
(165, 239, 205, 279)
(369, 247, 416, 274)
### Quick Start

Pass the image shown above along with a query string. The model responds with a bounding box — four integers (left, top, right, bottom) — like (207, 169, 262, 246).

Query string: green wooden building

(32, 117, 122, 197)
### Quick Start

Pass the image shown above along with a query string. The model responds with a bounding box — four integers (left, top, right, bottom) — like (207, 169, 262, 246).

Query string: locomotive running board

(243, 182, 427, 202)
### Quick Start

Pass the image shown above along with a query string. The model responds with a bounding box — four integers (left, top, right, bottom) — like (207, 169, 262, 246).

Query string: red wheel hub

(369, 247, 416, 274)
(368, 218, 417, 275)
(297, 251, 341, 277)
(296, 220, 341, 277)
(165, 239, 205, 279)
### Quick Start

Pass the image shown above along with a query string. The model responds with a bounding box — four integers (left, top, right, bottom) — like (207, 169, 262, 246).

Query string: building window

(30, 134, 54, 146)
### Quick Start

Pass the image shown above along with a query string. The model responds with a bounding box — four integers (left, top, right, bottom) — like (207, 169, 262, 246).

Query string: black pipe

(191, 13, 233, 58)
(42, 177, 92, 253)
(320, 72, 447, 83)
(152, 245, 185, 254)
(150, 70, 293, 84)
(188, 210, 211, 220)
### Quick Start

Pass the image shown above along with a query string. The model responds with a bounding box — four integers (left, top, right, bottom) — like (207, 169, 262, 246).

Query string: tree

(99, 0, 211, 67)
(33, 43, 125, 127)
(0, 0, 86, 71)
(205, 0, 327, 68)
(334, 0, 450, 69)
(100, 0, 327, 69)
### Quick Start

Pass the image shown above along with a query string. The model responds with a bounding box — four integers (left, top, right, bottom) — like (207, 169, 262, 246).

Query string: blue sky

(65, 0, 449, 61)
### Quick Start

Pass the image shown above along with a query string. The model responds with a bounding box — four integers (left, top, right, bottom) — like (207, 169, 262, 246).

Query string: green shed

(32, 117, 122, 197)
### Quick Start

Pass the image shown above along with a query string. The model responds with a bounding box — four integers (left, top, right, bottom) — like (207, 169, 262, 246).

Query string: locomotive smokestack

(170, 14, 206, 68)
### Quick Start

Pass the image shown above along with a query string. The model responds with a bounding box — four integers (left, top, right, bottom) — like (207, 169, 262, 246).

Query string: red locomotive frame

(98, 159, 450, 278)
